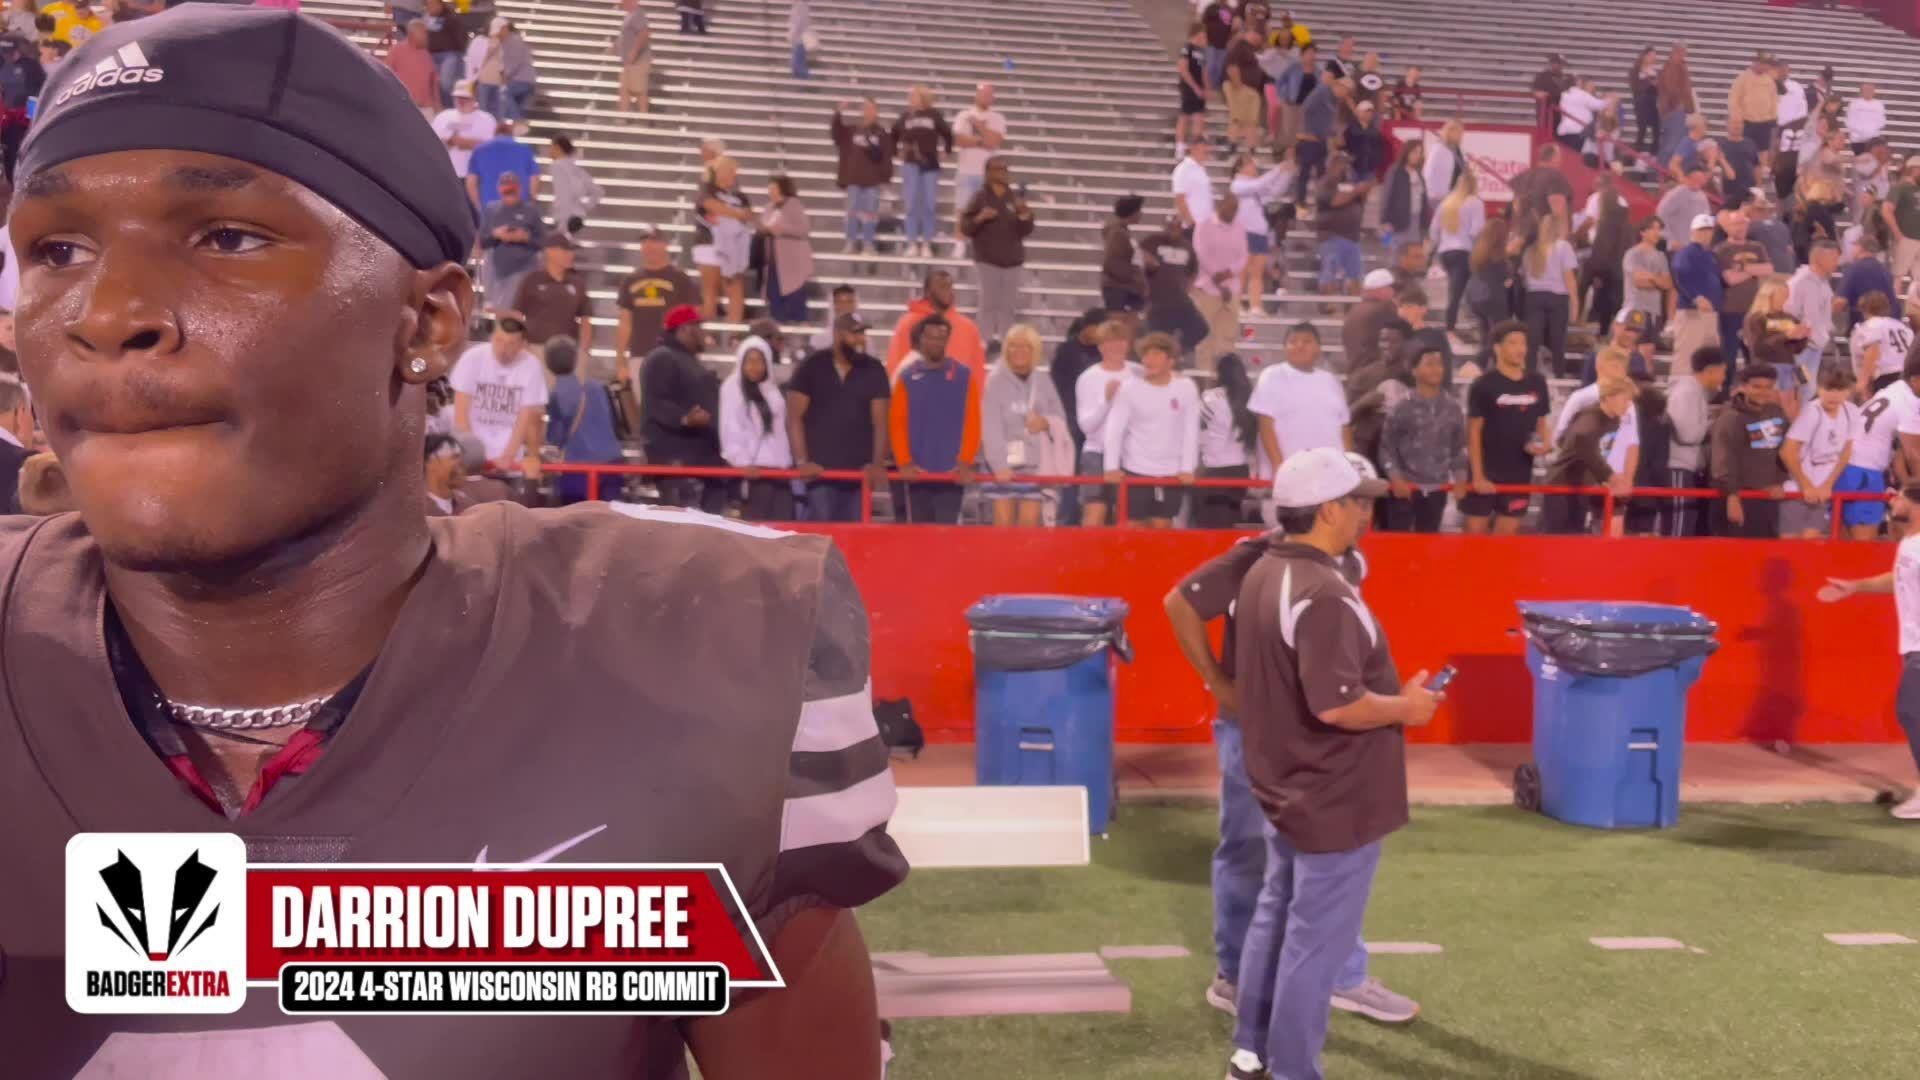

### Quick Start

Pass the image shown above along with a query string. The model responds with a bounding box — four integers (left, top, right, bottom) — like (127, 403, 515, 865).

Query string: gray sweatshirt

(982, 364, 1066, 474)
(548, 157, 603, 229)
(1381, 390, 1468, 486)
(1667, 374, 1713, 472)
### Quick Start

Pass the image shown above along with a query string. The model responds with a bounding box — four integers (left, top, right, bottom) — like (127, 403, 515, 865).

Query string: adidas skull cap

(16, 5, 475, 269)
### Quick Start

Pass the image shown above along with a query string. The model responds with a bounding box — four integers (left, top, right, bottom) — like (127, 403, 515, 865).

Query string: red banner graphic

(243, 868, 773, 985)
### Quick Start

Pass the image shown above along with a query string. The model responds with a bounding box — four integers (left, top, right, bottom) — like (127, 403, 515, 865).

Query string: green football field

(860, 803, 1920, 1079)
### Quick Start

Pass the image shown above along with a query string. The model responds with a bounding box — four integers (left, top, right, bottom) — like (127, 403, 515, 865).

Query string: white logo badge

(65, 833, 248, 1014)
(53, 42, 165, 106)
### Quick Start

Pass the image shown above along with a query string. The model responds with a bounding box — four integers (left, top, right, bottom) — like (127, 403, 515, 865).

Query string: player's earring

(408, 356, 429, 376)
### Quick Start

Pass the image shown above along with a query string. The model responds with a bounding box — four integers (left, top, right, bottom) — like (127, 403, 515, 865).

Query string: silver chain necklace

(164, 696, 330, 731)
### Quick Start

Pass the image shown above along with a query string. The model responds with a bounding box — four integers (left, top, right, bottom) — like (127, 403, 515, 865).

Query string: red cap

(663, 305, 701, 332)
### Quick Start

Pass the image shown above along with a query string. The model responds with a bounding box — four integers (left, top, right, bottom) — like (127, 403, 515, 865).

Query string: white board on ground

(1590, 937, 1689, 951)
(888, 785, 1091, 869)
(1365, 942, 1445, 955)
(1824, 932, 1917, 946)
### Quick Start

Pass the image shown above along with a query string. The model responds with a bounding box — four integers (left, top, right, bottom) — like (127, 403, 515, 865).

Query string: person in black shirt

(788, 313, 892, 522)
(639, 305, 725, 513)
(0, 372, 31, 514)
(1532, 53, 1573, 131)
(1177, 22, 1210, 155)
(1464, 320, 1552, 534)
(1200, 0, 1234, 90)
(1141, 217, 1210, 352)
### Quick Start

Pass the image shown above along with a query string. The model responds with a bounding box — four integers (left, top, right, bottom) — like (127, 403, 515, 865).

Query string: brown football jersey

(0, 502, 907, 1078)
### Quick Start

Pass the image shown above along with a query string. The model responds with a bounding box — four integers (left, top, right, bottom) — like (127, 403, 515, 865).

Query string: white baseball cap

(1361, 268, 1396, 291)
(453, 79, 477, 100)
(1690, 213, 1717, 232)
(1272, 447, 1390, 508)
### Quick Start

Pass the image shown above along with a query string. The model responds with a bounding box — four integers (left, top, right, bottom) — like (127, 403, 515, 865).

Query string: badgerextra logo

(53, 42, 165, 106)
(66, 833, 247, 1014)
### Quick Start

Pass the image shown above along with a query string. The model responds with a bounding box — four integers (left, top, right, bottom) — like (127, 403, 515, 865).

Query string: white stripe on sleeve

(781, 770, 899, 853)
(792, 680, 878, 753)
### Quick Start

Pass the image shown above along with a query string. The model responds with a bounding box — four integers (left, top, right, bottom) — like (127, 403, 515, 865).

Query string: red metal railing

(537, 462, 1885, 539)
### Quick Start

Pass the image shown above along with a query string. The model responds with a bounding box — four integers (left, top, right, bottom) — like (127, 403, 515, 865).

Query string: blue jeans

(1658, 109, 1691, 164)
(845, 185, 881, 245)
(1205, 46, 1228, 90)
(791, 42, 809, 79)
(804, 480, 864, 522)
(766, 258, 809, 323)
(901, 163, 939, 244)
(481, 80, 536, 124)
(1233, 828, 1383, 1079)
(1318, 237, 1363, 290)
(1214, 715, 1368, 988)
(433, 51, 463, 108)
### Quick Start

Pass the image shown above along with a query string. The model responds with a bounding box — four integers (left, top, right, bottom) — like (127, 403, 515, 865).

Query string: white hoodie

(719, 338, 793, 468)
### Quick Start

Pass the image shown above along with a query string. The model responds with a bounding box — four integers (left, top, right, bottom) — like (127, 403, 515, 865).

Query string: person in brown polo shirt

(1166, 514, 1419, 1026)
(616, 225, 699, 383)
(511, 231, 594, 365)
(1225, 446, 1442, 1080)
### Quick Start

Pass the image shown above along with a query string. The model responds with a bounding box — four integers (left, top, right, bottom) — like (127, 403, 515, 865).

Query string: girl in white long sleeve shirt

(1230, 151, 1295, 317)
(718, 337, 795, 519)
(1101, 336, 1200, 527)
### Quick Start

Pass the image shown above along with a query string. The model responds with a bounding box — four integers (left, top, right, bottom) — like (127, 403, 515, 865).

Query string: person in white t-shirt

(1194, 353, 1259, 527)
(1074, 319, 1144, 527)
(950, 82, 1008, 255)
(1103, 331, 1200, 527)
(1816, 485, 1920, 819)
(430, 80, 499, 179)
(1248, 323, 1352, 476)
(450, 313, 550, 474)
(1851, 290, 1915, 393)
(1781, 366, 1859, 538)
(1847, 358, 1920, 539)
(1172, 141, 1217, 227)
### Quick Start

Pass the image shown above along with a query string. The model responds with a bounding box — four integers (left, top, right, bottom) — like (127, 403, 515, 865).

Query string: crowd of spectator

(191, 0, 1910, 541)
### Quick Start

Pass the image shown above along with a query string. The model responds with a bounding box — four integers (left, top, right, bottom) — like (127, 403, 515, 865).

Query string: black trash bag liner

(966, 595, 1133, 672)
(1518, 601, 1719, 678)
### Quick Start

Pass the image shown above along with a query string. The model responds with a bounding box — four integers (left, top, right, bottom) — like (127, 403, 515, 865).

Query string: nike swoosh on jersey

(473, 824, 609, 868)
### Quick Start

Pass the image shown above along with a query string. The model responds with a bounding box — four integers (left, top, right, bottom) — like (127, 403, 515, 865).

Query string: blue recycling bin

(1519, 602, 1718, 830)
(967, 595, 1131, 835)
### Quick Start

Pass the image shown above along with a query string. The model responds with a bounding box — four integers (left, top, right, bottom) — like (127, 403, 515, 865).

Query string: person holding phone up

(1223, 446, 1444, 1080)
(959, 155, 1035, 348)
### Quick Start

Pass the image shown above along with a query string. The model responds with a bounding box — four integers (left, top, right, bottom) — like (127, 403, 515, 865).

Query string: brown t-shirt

(1179, 533, 1366, 684)
(1715, 240, 1769, 314)
(0, 504, 907, 1078)
(513, 268, 593, 347)
(1234, 538, 1407, 853)
(617, 265, 699, 358)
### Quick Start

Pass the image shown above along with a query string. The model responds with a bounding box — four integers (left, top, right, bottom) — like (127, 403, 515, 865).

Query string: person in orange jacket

(887, 267, 987, 377)
(889, 314, 983, 524)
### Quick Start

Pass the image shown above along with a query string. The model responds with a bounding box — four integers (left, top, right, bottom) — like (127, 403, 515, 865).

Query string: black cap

(18, 7, 474, 269)
(541, 231, 573, 249)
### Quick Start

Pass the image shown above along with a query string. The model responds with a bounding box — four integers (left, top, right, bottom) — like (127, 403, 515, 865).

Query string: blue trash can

(1518, 601, 1719, 830)
(967, 595, 1131, 835)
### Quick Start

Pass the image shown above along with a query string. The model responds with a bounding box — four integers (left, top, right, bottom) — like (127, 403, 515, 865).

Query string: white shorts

(692, 243, 721, 268)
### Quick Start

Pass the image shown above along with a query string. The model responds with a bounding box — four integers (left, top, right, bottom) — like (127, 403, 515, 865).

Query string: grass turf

(860, 803, 1920, 1079)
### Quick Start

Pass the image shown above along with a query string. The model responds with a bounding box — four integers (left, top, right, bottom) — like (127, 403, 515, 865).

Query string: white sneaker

(1331, 976, 1420, 1023)
(1891, 792, 1920, 819)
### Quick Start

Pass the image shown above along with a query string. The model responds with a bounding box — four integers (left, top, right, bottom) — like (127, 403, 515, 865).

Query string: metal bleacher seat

(305, 0, 1920, 384)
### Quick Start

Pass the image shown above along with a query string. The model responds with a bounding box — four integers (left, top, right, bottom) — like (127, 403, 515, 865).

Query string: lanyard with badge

(1006, 375, 1037, 469)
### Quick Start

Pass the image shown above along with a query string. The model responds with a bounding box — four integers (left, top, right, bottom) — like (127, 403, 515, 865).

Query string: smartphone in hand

(1424, 665, 1458, 693)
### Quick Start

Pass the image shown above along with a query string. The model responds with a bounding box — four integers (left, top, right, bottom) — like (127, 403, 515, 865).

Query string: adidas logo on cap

(53, 42, 164, 106)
